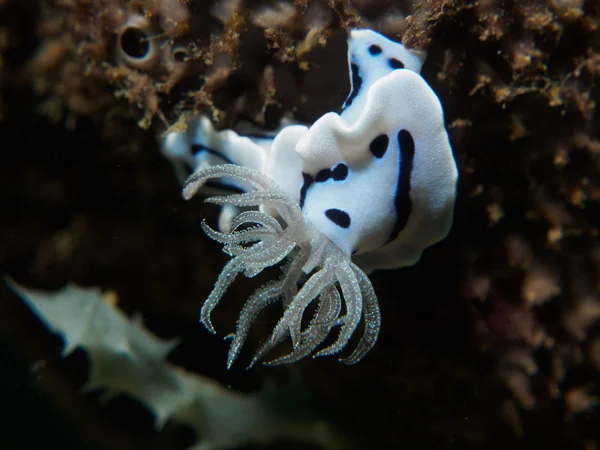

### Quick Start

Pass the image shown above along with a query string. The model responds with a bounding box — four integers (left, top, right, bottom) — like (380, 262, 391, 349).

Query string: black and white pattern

(325, 208, 351, 228)
(390, 129, 415, 241)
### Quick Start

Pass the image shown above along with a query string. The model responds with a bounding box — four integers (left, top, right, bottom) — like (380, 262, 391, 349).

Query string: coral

(10, 0, 420, 132)
(412, 0, 600, 443)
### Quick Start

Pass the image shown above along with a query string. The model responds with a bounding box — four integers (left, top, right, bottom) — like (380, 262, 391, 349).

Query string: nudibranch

(162, 29, 458, 368)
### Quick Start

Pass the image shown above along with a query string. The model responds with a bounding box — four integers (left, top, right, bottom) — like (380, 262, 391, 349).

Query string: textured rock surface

(1, 1, 599, 449)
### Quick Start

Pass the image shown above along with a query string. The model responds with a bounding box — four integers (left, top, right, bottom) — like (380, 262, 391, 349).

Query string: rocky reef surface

(1, 1, 599, 449)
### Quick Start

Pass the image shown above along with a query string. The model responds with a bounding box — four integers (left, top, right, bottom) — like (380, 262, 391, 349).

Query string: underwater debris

(5, 278, 342, 450)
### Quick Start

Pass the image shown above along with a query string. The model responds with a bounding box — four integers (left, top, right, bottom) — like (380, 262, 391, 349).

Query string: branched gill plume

(183, 165, 381, 368)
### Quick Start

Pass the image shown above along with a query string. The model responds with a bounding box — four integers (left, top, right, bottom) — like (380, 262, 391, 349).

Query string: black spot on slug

(341, 63, 363, 111)
(369, 134, 389, 159)
(368, 44, 382, 55)
(389, 129, 415, 242)
(325, 209, 351, 228)
(315, 169, 331, 183)
(315, 164, 349, 183)
(332, 164, 348, 181)
(299, 173, 313, 209)
(388, 58, 404, 69)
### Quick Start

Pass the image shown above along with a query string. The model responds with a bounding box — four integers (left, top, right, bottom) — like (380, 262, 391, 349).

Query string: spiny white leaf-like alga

(164, 29, 459, 368)
(6, 278, 342, 450)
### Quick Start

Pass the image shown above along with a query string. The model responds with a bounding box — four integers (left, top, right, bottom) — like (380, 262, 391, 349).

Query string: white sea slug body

(162, 29, 458, 368)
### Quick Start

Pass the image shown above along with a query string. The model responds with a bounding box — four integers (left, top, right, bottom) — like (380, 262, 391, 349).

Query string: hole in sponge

(120, 27, 150, 59)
